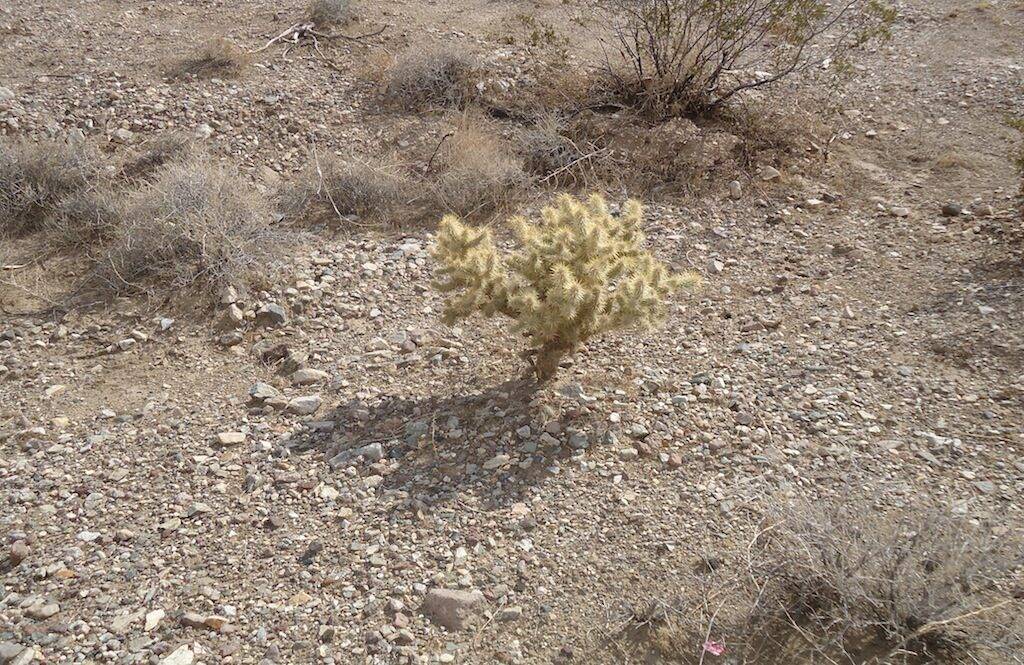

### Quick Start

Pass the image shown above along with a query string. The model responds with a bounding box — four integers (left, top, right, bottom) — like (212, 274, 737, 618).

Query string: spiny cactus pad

(433, 193, 700, 381)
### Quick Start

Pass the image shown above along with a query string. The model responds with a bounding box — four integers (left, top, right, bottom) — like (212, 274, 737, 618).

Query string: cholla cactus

(433, 193, 700, 381)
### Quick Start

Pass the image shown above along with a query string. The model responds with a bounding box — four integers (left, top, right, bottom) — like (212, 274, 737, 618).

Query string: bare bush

(279, 155, 417, 227)
(119, 132, 199, 182)
(95, 158, 283, 296)
(516, 113, 592, 182)
(0, 137, 110, 238)
(308, 0, 351, 25)
(628, 497, 1022, 664)
(432, 116, 527, 216)
(598, 0, 895, 118)
(383, 49, 481, 111)
(165, 38, 251, 80)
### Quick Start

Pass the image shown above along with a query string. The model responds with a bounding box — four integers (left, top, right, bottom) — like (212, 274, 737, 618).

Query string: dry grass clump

(308, 0, 351, 25)
(627, 498, 1023, 664)
(0, 137, 108, 237)
(95, 158, 283, 296)
(516, 113, 592, 183)
(119, 131, 200, 182)
(279, 155, 417, 227)
(165, 38, 251, 81)
(431, 116, 527, 217)
(383, 49, 481, 111)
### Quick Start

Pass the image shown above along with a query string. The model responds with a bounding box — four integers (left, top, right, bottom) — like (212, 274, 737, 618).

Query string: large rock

(421, 588, 486, 631)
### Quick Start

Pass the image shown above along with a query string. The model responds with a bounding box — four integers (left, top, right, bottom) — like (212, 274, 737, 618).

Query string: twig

(310, 24, 388, 42)
(426, 132, 454, 173)
(538, 148, 610, 184)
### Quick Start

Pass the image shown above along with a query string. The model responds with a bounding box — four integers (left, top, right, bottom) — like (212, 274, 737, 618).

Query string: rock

(9, 540, 29, 565)
(941, 203, 962, 217)
(421, 588, 486, 631)
(760, 165, 781, 181)
(496, 606, 523, 622)
(194, 123, 214, 139)
(112, 128, 134, 143)
(707, 259, 724, 274)
(256, 303, 287, 328)
(327, 441, 384, 469)
(249, 382, 280, 403)
(180, 612, 206, 629)
(215, 431, 246, 447)
(0, 642, 26, 664)
(26, 603, 59, 620)
(286, 395, 322, 415)
(218, 304, 244, 331)
(727, 180, 742, 200)
(218, 332, 243, 347)
(890, 206, 910, 218)
(0, 87, 14, 103)
(145, 609, 165, 631)
(290, 368, 329, 386)
(483, 453, 510, 470)
(159, 645, 194, 665)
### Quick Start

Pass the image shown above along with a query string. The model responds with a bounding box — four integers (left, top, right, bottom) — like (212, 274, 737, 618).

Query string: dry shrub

(95, 158, 283, 296)
(308, 0, 351, 25)
(516, 113, 593, 184)
(119, 131, 199, 182)
(383, 49, 481, 111)
(0, 137, 108, 237)
(431, 116, 527, 216)
(629, 498, 1023, 664)
(165, 38, 251, 80)
(599, 0, 895, 118)
(279, 155, 417, 227)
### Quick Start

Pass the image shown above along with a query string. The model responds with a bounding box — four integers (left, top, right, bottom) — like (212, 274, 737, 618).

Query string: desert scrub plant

(308, 0, 351, 25)
(95, 157, 283, 296)
(118, 131, 199, 182)
(383, 49, 481, 111)
(279, 154, 416, 227)
(0, 136, 113, 239)
(431, 115, 527, 217)
(165, 38, 251, 80)
(433, 194, 700, 381)
(599, 0, 896, 118)
(629, 497, 1023, 664)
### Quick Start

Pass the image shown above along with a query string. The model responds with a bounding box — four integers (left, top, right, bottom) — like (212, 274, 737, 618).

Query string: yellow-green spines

(432, 194, 701, 381)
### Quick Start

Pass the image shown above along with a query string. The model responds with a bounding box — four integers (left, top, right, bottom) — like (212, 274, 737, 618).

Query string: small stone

(286, 395, 322, 415)
(249, 382, 280, 403)
(218, 304, 244, 331)
(421, 588, 486, 631)
(194, 123, 215, 139)
(215, 431, 246, 447)
(290, 368, 329, 386)
(0, 643, 27, 664)
(180, 612, 206, 629)
(760, 165, 781, 181)
(27, 603, 59, 620)
(890, 206, 910, 218)
(145, 609, 165, 631)
(256, 303, 288, 328)
(159, 645, 194, 665)
(727, 180, 742, 200)
(204, 615, 230, 631)
(941, 203, 962, 217)
(496, 606, 523, 622)
(483, 454, 510, 470)
(707, 259, 724, 274)
(9, 540, 29, 565)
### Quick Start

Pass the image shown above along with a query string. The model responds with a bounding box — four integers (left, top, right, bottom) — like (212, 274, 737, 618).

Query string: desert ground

(1, 0, 1023, 663)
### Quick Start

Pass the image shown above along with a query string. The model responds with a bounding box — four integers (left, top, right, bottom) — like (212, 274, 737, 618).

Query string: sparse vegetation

(308, 0, 351, 25)
(628, 498, 1023, 664)
(597, 0, 895, 118)
(165, 38, 251, 80)
(0, 137, 110, 239)
(119, 132, 199, 182)
(94, 157, 283, 297)
(383, 49, 481, 111)
(431, 116, 527, 216)
(279, 155, 416, 227)
(433, 194, 699, 381)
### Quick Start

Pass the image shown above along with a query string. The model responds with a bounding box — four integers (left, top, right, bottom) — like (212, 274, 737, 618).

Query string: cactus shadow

(303, 376, 609, 509)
